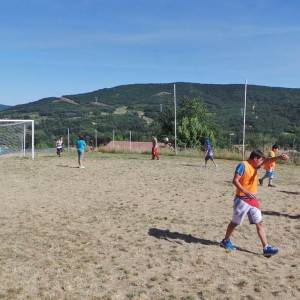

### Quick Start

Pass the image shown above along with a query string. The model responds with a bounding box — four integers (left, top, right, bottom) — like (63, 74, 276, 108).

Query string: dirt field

(0, 153, 299, 299)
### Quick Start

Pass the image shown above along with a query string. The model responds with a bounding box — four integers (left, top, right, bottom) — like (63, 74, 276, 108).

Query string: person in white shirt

(56, 136, 63, 157)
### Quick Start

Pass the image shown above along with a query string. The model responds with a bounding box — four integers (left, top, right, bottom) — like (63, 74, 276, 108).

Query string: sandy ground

(0, 152, 299, 300)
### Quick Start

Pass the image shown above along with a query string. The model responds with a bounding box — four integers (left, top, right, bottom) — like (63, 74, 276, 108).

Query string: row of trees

(151, 96, 300, 151)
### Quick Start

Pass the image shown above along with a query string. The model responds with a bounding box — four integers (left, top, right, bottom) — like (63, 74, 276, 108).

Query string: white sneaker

(79, 166, 85, 169)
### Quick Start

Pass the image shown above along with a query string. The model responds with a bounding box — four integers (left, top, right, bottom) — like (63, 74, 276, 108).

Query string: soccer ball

(164, 137, 169, 143)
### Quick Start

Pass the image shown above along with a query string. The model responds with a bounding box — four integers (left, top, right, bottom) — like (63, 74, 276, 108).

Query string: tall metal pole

(229, 133, 234, 149)
(113, 129, 115, 149)
(160, 104, 163, 112)
(242, 80, 247, 160)
(174, 84, 177, 155)
(23, 123, 26, 157)
(67, 128, 70, 152)
(129, 131, 132, 152)
(31, 120, 35, 160)
(95, 96, 98, 104)
(95, 129, 98, 148)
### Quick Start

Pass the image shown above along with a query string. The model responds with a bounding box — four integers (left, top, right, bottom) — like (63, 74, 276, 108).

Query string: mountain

(0, 83, 299, 147)
(0, 104, 10, 111)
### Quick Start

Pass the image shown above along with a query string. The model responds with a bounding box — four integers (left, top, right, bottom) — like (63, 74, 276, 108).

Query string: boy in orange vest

(259, 144, 279, 187)
(220, 149, 288, 257)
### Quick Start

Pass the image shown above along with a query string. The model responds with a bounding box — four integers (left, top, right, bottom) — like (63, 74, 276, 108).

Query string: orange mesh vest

(263, 150, 276, 171)
(236, 161, 258, 196)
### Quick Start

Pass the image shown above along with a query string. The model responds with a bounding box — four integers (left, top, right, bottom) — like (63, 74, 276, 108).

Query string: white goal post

(0, 119, 35, 160)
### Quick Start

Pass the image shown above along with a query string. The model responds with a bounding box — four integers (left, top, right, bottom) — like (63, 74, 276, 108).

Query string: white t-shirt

(56, 140, 63, 149)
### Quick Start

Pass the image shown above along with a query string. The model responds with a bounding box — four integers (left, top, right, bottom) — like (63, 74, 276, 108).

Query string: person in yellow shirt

(259, 144, 279, 187)
(220, 149, 288, 257)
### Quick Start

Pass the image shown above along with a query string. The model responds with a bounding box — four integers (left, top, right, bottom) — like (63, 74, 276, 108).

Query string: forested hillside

(0, 83, 299, 148)
(0, 104, 10, 111)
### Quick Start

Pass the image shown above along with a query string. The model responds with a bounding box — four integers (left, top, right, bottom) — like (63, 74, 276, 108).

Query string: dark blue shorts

(205, 155, 214, 161)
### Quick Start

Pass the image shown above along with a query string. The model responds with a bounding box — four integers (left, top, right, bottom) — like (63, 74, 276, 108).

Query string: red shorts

(152, 147, 159, 156)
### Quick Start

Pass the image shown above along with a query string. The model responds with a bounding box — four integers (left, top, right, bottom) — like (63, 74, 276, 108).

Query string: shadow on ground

(181, 164, 200, 167)
(148, 228, 259, 255)
(262, 210, 300, 219)
(279, 190, 300, 195)
(56, 164, 79, 169)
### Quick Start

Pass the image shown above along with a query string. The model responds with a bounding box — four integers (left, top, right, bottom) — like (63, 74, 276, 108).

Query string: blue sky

(1, 0, 300, 105)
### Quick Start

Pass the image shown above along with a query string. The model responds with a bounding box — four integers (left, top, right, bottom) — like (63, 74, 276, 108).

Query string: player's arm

(263, 153, 289, 165)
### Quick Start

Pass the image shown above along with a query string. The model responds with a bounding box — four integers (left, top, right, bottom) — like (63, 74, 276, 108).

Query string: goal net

(0, 120, 35, 159)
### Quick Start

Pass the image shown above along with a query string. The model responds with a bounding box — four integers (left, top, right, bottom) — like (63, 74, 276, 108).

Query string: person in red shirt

(151, 136, 159, 160)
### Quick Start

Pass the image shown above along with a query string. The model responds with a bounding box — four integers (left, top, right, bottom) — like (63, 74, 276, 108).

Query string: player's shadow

(149, 228, 218, 245)
(225, 180, 233, 185)
(279, 190, 300, 195)
(181, 164, 200, 167)
(148, 228, 259, 255)
(56, 164, 79, 169)
(262, 211, 300, 219)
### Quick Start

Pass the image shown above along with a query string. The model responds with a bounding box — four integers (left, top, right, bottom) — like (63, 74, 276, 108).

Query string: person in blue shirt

(204, 139, 217, 167)
(76, 135, 86, 168)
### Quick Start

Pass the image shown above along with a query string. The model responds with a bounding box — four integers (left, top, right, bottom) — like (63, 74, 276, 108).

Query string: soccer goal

(0, 120, 35, 159)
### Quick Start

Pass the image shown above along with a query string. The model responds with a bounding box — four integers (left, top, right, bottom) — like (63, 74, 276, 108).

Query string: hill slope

(0, 83, 299, 147)
(0, 104, 10, 111)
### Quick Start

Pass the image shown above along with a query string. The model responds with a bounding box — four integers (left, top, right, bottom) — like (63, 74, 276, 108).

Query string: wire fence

(32, 127, 300, 165)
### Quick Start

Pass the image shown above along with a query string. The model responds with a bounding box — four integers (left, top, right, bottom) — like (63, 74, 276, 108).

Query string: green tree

(178, 97, 216, 147)
(246, 132, 275, 150)
(150, 105, 174, 140)
(277, 127, 300, 150)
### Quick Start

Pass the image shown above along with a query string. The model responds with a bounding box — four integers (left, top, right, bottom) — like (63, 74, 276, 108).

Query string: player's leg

(248, 207, 266, 246)
(223, 221, 238, 241)
(204, 156, 209, 167)
(78, 151, 81, 167)
(220, 222, 238, 251)
(268, 172, 275, 187)
(151, 147, 155, 160)
(80, 152, 85, 168)
(211, 156, 217, 167)
(259, 172, 268, 185)
(255, 223, 267, 248)
(256, 222, 278, 256)
(221, 198, 249, 250)
(249, 207, 278, 256)
(155, 149, 160, 160)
